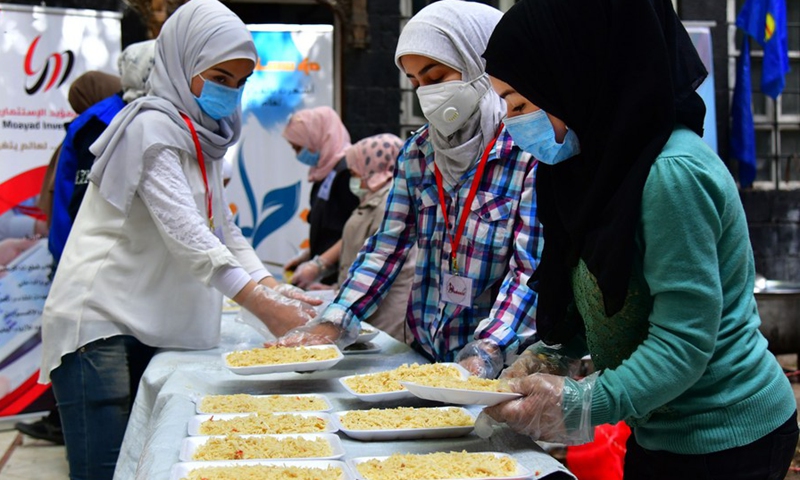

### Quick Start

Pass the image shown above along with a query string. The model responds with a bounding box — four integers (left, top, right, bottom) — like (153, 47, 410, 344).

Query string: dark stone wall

(340, 0, 401, 140)
(741, 189, 800, 281)
(678, 1, 730, 166)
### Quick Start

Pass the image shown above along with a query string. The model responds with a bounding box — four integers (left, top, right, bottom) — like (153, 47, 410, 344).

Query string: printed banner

(226, 25, 334, 270)
(0, 3, 120, 416)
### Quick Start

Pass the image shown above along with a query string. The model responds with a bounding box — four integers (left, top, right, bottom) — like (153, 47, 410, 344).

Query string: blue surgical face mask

(349, 176, 368, 198)
(504, 109, 580, 165)
(296, 147, 320, 167)
(194, 75, 243, 120)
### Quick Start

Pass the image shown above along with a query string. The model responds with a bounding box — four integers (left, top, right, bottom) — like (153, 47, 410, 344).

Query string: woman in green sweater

(480, 0, 798, 478)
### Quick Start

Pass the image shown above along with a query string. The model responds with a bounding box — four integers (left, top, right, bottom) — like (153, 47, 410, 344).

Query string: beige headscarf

(282, 106, 351, 183)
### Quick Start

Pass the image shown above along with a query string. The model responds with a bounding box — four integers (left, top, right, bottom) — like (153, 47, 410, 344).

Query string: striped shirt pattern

(333, 125, 542, 361)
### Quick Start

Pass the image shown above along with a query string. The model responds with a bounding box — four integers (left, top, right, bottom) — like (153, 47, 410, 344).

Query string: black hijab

(483, 0, 708, 344)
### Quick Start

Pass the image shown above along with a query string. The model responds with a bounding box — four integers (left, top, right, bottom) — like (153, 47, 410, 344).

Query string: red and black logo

(23, 35, 74, 95)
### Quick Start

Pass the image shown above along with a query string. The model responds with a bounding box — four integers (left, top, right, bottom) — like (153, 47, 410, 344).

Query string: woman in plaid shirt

(276, 0, 542, 378)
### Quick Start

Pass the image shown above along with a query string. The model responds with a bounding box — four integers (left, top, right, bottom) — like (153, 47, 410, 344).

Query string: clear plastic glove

(283, 248, 309, 272)
(239, 285, 316, 338)
(272, 283, 323, 307)
(269, 304, 359, 349)
(500, 341, 582, 379)
(291, 260, 322, 288)
(456, 339, 504, 379)
(481, 372, 599, 445)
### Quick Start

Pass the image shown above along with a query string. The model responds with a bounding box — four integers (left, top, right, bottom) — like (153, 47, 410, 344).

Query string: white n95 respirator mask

(416, 74, 488, 137)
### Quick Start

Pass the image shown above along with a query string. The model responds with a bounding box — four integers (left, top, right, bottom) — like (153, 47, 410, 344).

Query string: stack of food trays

(171, 393, 352, 480)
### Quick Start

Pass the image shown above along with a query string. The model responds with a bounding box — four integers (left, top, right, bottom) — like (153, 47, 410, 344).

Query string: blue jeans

(50, 335, 156, 480)
(624, 411, 799, 479)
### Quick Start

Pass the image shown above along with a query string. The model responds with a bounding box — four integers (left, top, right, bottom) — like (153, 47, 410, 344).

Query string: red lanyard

(434, 124, 503, 274)
(179, 112, 214, 230)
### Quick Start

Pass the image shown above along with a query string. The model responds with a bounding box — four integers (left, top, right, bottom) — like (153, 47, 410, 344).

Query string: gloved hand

(480, 372, 598, 445)
(455, 339, 504, 379)
(283, 248, 310, 272)
(500, 341, 582, 379)
(269, 304, 359, 349)
(271, 283, 323, 307)
(291, 256, 333, 288)
(239, 285, 316, 338)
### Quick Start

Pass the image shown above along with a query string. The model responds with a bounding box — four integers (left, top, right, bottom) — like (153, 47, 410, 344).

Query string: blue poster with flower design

(225, 25, 334, 272)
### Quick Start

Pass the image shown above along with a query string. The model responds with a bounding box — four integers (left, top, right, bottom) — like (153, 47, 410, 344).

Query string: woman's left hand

(481, 372, 598, 445)
(291, 261, 321, 288)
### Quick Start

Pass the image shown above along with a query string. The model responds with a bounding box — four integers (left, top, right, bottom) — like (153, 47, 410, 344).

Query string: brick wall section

(341, 0, 402, 140)
(741, 189, 800, 281)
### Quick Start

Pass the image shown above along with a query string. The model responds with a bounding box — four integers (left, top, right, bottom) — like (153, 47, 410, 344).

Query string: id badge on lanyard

(435, 124, 502, 308)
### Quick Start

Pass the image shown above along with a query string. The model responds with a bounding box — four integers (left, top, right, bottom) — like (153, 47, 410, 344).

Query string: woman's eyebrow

(212, 68, 235, 78)
(405, 62, 439, 78)
(498, 89, 515, 99)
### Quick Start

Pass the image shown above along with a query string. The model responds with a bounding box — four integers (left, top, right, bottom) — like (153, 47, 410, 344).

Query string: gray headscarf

(89, 0, 257, 214)
(118, 40, 156, 103)
(395, 0, 505, 187)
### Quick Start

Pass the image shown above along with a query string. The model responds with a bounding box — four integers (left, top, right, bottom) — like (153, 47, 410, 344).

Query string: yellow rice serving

(199, 394, 328, 414)
(199, 413, 329, 435)
(339, 407, 474, 430)
(225, 346, 338, 367)
(342, 363, 463, 394)
(410, 375, 508, 392)
(181, 465, 344, 480)
(192, 434, 333, 461)
(356, 451, 517, 480)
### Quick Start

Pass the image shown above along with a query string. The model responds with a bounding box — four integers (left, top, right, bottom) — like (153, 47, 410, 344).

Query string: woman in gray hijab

(39, 1, 318, 477)
(275, 0, 543, 381)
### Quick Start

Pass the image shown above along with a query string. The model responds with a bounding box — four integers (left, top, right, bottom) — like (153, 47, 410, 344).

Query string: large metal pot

(755, 279, 800, 356)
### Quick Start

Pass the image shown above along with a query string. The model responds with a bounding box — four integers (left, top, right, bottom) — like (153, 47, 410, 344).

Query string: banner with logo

(226, 25, 334, 272)
(0, 3, 120, 417)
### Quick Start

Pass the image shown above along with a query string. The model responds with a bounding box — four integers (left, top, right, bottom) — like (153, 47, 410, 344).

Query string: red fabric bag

(566, 422, 631, 480)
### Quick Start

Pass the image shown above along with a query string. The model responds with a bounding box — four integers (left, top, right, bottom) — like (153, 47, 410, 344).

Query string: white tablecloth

(113, 313, 576, 480)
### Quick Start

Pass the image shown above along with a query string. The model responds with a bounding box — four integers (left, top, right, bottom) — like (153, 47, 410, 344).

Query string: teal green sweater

(570, 127, 795, 454)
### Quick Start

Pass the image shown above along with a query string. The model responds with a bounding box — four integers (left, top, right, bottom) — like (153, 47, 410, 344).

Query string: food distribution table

(113, 312, 576, 480)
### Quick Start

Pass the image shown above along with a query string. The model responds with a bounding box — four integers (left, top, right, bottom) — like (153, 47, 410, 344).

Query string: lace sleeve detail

(139, 146, 221, 251)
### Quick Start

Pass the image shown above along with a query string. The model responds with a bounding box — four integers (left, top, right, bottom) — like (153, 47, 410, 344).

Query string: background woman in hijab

(281, 106, 359, 287)
(275, 0, 542, 379)
(480, 0, 797, 477)
(337, 133, 416, 343)
(38, 1, 318, 477)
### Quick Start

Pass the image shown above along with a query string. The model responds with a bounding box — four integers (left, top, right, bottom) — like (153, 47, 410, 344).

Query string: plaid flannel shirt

(332, 124, 542, 361)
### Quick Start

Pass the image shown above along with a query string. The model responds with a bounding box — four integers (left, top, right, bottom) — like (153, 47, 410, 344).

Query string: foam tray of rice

(338, 363, 468, 402)
(188, 412, 336, 436)
(350, 451, 529, 480)
(196, 394, 332, 414)
(170, 459, 351, 480)
(400, 378, 521, 407)
(180, 433, 344, 462)
(223, 345, 343, 375)
(334, 407, 476, 441)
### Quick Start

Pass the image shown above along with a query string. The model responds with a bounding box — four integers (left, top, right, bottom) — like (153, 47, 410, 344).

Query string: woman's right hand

(237, 284, 316, 338)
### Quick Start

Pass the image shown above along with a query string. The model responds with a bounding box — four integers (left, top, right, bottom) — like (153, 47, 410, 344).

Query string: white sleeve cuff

(250, 268, 272, 283)
(210, 265, 252, 299)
